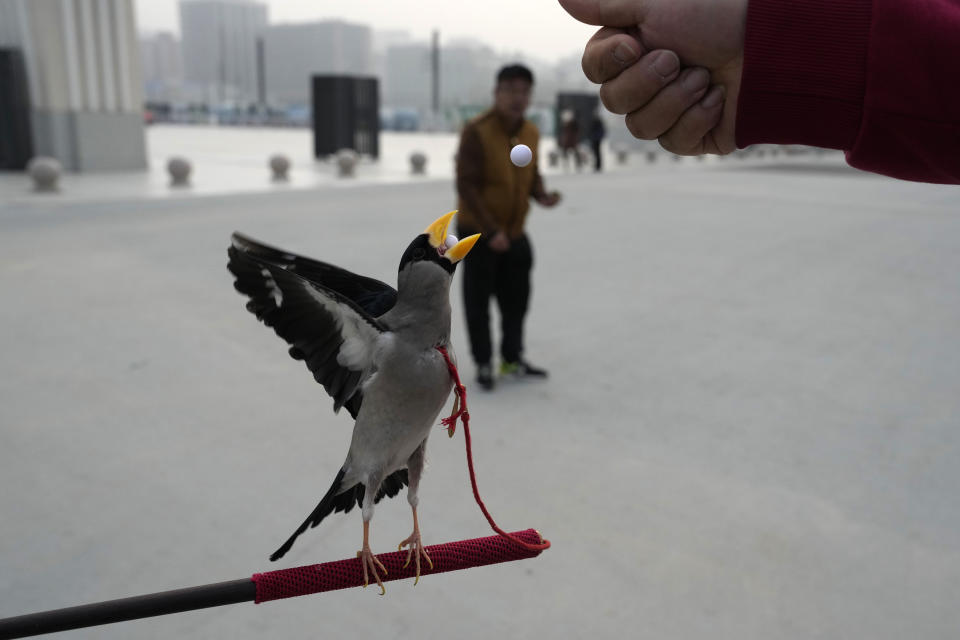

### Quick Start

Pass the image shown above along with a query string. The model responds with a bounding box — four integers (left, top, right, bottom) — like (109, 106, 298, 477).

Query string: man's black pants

(459, 231, 533, 366)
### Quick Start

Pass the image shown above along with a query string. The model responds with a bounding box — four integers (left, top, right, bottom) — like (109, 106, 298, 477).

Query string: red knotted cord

(436, 345, 551, 553)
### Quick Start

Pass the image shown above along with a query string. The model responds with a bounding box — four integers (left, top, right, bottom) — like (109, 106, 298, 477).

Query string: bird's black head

(398, 211, 480, 275)
(399, 233, 455, 275)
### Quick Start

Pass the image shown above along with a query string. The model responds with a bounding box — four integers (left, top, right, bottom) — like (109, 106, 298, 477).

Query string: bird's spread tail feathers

(268, 468, 411, 561)
(269, 469, 347, 562)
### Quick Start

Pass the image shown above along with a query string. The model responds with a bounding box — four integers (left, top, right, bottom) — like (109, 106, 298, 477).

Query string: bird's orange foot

(357, 544, 388, 595)
(398, 531, 433, 585)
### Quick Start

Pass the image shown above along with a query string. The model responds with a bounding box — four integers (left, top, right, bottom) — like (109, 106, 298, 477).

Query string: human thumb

(557, 0, 643, 27)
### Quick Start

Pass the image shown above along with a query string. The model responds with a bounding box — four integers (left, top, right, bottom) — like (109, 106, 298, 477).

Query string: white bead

(510, 144, 532, 167)
(445, 234, 459, 249)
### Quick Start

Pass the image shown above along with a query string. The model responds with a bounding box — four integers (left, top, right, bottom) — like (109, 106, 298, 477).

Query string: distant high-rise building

(552, 52, 595, 93)
(383, 38, 503, 118)
(178, 0, 267, 104)
(372, 29, 411, 55)
(262, 20, 372, 107)
(371, 29, 410, 81)
(441, 40, 501, 109)
(139, 31, 181, 102)
(382, 42, 433, 114)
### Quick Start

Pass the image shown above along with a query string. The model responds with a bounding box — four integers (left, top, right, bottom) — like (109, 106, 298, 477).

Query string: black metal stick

(0, 579, 255, 639)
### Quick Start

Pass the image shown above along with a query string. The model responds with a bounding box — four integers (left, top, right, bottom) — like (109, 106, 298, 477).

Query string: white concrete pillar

(0, 0, 146, 171)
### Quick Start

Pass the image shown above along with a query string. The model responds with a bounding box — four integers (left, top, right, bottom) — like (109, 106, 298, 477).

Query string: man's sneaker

(476, 364, 495, 391)
(499, 360, 549, 379)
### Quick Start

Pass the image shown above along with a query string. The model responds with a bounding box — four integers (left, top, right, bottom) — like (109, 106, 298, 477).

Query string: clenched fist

(559, 0, 747, 155)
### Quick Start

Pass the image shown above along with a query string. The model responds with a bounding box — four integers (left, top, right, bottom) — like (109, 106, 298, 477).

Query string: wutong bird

(227, 212, 479, 593)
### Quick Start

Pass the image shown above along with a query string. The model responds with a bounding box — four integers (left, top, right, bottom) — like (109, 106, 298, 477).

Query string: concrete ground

(1, 156, 958, 639)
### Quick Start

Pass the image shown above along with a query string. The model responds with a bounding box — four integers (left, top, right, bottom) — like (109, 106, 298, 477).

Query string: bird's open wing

(228, 237, 387, 418)
(230, 232, 398, 317)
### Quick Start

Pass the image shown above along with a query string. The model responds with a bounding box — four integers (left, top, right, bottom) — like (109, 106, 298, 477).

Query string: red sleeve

(735, 0, 960, 184)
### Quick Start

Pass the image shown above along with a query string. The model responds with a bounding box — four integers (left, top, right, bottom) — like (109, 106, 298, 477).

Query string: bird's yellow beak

(425, 210, 457, 249)
(424, 211, 480, 263)
(445, 233, 480, 263)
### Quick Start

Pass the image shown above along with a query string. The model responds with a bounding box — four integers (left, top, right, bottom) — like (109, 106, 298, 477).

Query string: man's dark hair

(497, 64, 534, 86)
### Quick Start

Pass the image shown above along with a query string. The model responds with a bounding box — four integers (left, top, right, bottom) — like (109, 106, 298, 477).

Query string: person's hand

(536, 191, 562, 207)
(488, 231, 511, 252)
(559, 0, 747, 155)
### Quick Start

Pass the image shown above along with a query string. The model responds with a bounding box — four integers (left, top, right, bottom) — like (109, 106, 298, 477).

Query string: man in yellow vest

(455, 64, 562, 390)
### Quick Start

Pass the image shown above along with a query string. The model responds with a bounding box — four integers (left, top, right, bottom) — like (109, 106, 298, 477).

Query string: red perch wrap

(252, 528, 546, 603)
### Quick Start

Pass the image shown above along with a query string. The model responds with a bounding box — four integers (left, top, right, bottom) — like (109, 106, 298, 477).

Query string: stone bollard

(27, 156, 62, 192)
(167, 156, 192, 186)
(269, 154, 290, 181)
(547, 149, 559, 167)
(615, 147, 629, 165)
(335, 148, 358, 177)
(646, 150, 657, 163)
(409, 151, 427, 175)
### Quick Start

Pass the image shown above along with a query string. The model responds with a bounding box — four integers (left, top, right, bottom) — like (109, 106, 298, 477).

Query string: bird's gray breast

(343, 338, 453, 484)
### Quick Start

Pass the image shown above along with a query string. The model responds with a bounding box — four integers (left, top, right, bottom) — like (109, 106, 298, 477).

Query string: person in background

(558, 109, 583, 171)
(455, 64, 562, 390)
(588, 110, 606, 172)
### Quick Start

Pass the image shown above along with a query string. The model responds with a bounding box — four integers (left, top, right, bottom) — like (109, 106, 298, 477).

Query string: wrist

(735, 0, 871, 150)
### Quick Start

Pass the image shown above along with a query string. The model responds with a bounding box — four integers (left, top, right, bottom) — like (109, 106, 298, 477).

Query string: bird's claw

(357, 547, 387, 595)
(398, 532, 433, 585)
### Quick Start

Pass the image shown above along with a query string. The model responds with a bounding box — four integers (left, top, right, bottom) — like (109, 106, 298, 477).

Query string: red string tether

(435, 345, 551, 553)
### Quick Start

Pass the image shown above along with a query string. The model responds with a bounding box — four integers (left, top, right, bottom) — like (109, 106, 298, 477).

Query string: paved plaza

(1, 147, 959, 639)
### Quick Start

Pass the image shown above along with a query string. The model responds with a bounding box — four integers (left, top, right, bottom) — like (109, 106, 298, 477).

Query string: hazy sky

(134, 0, 598, 61)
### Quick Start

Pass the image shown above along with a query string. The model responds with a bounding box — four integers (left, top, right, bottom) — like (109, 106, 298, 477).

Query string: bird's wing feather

(230, 232, 398, 317)
(228, 239, 387, 417)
